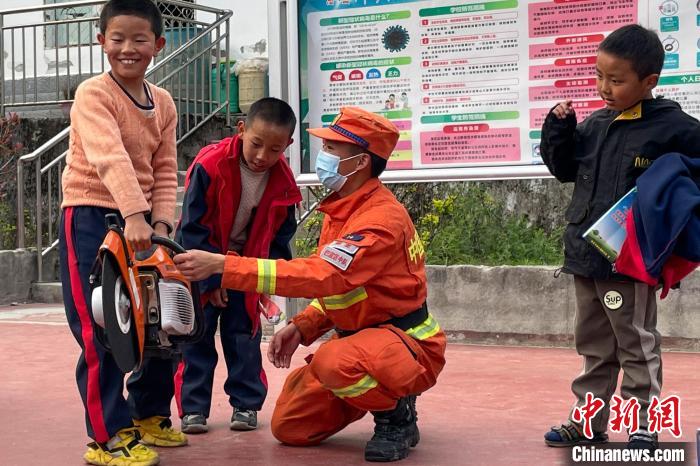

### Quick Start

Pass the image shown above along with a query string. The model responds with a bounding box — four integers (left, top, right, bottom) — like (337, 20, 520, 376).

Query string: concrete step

(31, 282, 64, 304)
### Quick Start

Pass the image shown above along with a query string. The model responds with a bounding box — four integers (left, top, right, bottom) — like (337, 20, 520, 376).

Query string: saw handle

(104, 213, 123, 229)
(150, 235, 187, 255)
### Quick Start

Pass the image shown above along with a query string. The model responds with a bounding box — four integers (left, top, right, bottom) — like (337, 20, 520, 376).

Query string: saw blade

(101, 254, 140, 373)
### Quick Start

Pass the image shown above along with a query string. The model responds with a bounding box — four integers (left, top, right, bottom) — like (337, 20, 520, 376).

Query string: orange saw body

(89, 214, 204, 373)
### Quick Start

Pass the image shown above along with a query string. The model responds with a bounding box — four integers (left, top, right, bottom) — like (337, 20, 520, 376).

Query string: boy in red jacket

(175, 98, 301, 433)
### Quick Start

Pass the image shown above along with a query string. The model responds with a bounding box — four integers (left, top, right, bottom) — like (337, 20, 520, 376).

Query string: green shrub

(294, 209, 323, 257)
(414, 184, 563, 265)
(295, 183, 564, 265)
(0, 113, 23, 249)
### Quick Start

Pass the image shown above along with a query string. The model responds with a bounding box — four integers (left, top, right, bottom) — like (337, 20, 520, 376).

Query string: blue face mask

(315, 149, 362, 192)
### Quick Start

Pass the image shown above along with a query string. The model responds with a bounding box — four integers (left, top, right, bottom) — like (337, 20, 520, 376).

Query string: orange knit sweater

(61, 73, 178, 225)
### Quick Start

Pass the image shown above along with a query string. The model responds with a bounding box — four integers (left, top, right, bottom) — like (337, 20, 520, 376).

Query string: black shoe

(230, 408, 257, 431)
(365, 396, 420, 462)
(408, 395, 420, 447)
(627, 430, 658, 451)
(181, 413, 208, 434)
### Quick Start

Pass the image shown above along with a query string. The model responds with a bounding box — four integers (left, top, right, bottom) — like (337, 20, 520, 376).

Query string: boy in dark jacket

(175, 98, 301, 433)
(541, 24, 700, 450)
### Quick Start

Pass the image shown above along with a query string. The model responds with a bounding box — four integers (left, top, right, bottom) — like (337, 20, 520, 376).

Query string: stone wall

(425, 266, 700, 351)
(0, 249, 60, 305)
(284, 267, 700, 350)
(0, 249, 39, 304)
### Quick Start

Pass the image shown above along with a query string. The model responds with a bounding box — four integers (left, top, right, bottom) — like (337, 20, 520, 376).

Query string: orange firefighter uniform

(219, 174, 447, 445)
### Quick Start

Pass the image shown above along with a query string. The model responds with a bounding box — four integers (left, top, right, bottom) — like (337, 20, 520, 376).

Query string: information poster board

(296, 0, 700, 177)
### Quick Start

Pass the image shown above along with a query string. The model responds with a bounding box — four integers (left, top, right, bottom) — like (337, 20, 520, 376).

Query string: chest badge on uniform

(343, 233, 365, 242)
(603, 290, 623, 310)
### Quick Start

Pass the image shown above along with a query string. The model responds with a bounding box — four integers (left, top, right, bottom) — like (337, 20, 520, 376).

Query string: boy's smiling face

(595, 50, 658, 112)
(238, 119, 293, 172)
(98, 15, 164, 85)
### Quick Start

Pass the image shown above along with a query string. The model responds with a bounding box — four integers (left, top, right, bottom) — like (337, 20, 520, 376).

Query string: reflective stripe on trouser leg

(330, 374, 379, 399)
(271, 365, 366, 446)
(309, 328, 430, 412)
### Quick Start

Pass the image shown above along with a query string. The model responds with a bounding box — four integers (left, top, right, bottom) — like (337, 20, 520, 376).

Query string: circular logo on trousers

(603, 290, 624, 310)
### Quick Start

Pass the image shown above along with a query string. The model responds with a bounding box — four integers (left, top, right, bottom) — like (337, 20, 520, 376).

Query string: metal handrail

(12, 2, 233, 282)
(17, 10, 231, 166)
(0, 0, 107, 15)
(25, 17, 97, 29)
(0, 0, 225, 16)
(41, 149, 68, 174)
(1, 0, 230, 113)
(18, 127, 70, 163)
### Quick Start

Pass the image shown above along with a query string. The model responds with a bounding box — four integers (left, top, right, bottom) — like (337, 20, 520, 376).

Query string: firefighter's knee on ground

(271, 409, 321, 446)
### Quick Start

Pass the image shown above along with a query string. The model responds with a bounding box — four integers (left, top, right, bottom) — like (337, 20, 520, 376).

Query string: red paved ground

(1, 304, 698, 466)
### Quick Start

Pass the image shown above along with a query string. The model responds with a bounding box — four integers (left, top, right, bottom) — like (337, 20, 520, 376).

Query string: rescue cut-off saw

(89, 214, 204, 373)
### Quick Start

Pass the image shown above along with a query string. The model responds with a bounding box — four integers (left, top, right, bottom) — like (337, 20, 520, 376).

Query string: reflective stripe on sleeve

(309, 299, 325, 314)
(256, 259, 277, 294)
(322, 287, 368, 310)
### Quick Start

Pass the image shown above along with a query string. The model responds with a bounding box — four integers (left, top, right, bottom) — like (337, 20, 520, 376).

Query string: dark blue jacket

(616, 153, 700, 297)
(175, 135, 302, 333)
(541, 98, 700, 279)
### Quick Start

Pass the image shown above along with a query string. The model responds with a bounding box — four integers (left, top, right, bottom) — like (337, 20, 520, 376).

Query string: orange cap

(307, 107, 399, 160)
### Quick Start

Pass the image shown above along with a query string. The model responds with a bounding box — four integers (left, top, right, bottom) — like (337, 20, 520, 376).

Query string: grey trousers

(569, 276, 662, 433)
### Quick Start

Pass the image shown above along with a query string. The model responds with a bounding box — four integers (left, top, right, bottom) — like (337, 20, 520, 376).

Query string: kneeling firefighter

(174, 107, 447, 462)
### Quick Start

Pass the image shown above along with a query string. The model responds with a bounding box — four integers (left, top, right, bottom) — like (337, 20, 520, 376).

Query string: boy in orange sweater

(59, 1, 184, 465)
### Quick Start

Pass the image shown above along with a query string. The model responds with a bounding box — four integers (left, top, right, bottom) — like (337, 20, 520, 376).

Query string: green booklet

(582, 187, 637, 262)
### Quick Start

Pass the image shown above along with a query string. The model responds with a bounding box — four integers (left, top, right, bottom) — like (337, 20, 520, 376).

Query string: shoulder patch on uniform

(319, 246, 353, 271)
(328, 240, 360, 255)
(343, 233, 365, 242)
